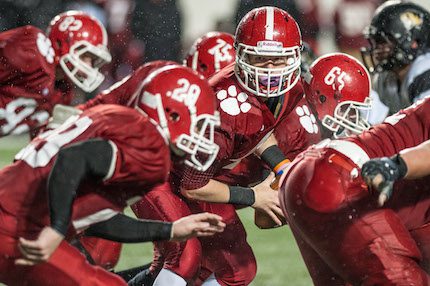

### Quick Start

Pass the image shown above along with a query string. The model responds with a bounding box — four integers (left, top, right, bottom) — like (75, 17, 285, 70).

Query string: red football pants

(0, 212, 125, 286)
(190, 202, 257, 286)
(131, 182, 202, 282)
(78, 236, 122, 270)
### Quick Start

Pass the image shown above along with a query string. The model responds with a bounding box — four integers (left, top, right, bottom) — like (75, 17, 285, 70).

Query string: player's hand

(251, 172, 285, 226)
(15, 227, 64, 266)
(170, 212, 226, 242)
(361, 156, 404, 206)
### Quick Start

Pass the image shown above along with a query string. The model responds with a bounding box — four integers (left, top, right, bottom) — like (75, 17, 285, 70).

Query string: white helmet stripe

(265, 7, 274, 40)
(192, 51, 199, 71)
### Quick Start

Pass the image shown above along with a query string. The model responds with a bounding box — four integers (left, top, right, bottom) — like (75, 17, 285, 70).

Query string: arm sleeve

(84, 213, 172, 242)
(48, 139, 113, 236)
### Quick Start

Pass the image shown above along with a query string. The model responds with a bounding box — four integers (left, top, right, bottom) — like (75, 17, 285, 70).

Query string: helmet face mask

(48, 11, 112, 92)
(176, 113, 220, 171)
(136, 65, 220, 172)
(235, 47, 301, 97)
(60, 41, 111, 92)
(234, 7, 302, 98)
(322, 98, 372, 138)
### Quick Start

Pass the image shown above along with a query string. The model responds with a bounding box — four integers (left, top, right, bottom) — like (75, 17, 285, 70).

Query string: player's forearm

(256, 137, 289, 176)
(181, 179, 256, 206)
(48, 139, 113, 236)
(255, 133, 278, 157)
(400, 140, 430, 179)
(84, 213, 172, 242)
(181, 179, 230, 203)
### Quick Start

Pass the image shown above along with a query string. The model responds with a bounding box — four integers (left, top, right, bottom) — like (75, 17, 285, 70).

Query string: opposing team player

(280, 97, 430, 284)
(0, 10, 111, 137)
(361, 1, 430, 115)
(184, 31, 235, 78)
(0, 65, 224, 285)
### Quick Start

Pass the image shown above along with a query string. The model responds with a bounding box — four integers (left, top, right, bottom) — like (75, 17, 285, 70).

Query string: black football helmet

(361, 0, 430, 73)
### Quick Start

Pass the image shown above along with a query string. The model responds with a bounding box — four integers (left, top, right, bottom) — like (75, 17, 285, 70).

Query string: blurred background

(1, 0, 427, 99)
(0, 0, 429, 285)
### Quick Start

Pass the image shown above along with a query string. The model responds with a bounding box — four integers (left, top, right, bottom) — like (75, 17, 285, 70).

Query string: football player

(184, 31, 235, 78)
(165, 7, 303, 286)
(0, 65, 224, 285)
(0, 10, 111, 137)
(254, 52, 373, 228)
(361, 1, 430, 116)
(280, 97, 430, 284)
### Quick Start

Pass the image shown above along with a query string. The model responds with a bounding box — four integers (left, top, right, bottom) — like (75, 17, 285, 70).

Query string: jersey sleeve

(81, 61, 175, 110)
(95, 108, 170, 187)
(0, 26, 56, 97)
(347, 96, 430, 158)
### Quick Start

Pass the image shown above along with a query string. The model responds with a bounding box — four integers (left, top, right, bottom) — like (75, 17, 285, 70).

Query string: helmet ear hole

(199, 63, 208, 72)
(319, 94, 326, 103)
(334, 91, 342, 101)
(168, 111, 180, 123)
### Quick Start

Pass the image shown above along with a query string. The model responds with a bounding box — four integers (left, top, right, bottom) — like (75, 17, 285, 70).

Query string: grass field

(0, 135, 312, 286)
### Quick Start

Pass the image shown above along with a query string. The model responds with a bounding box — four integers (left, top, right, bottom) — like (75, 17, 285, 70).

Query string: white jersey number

(15, 115, 93, 168)
(324, 67, 346, 92)
(0, 98, 49, 135)
(58, 16, 83, 32)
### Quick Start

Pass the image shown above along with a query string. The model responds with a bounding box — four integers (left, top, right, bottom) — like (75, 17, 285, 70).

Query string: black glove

(361, 154, 408, 205)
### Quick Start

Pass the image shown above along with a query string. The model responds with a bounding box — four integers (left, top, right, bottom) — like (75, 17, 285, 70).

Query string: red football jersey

(216, 94, 322, 186)
(173, 63, 303, 189)
(0, 104, 169, 236)
(79, 60, 176, 110)
(347, 96, 430, 158)
(0, 25, 73, 136)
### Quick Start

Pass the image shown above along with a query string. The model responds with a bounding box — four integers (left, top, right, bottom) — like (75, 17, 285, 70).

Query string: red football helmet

(184, 32, 235, 78)
(303, 53, 372, 138)
(47, 11, 112, 92)
(235, 6, 302, 97)
(136, 65, 220, 171)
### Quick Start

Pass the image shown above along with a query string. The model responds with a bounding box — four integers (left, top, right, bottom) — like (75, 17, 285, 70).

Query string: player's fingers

(15, 258, 38, 266)
(272, 205, 285, 220)
(372, 174, 385, 190)
(193, 222, 211, 231)
(378, 182, 393, 207)
(18, 238, 42, 251)
(378, 193, 388, 207)
(199, 213, 225, 226)
(18, 243, 43, 256)
(194, 231, 217, 237)
(267, 210, 283, 226)
(264, 172, 276, 184)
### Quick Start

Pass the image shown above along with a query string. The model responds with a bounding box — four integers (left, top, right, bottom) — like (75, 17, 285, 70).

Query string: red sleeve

(347, 97, 430, 158)
(0, 26, 56, 98)
(85, 106, 170, 187)
(81, 61, 176, 110)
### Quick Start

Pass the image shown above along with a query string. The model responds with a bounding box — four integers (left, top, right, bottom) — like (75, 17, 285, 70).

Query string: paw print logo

(217, 85, 252, 116)
(36, 33, 55, 64)
(296, 105, 318, 134)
